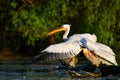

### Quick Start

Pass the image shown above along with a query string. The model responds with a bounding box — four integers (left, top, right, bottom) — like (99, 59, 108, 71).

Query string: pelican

(34, 24, 118, 67)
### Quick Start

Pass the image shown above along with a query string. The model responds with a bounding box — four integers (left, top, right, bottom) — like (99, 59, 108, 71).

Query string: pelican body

(35, 24, 118, 67)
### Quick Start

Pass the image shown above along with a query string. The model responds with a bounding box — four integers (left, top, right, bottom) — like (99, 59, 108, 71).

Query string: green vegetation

(0, 0, 120, 63)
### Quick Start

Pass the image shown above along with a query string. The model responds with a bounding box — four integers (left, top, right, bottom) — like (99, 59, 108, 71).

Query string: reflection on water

(0, 58, 120, 80)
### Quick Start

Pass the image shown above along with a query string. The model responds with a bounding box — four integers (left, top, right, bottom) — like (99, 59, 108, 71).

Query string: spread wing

(95, 43, 117, 65)
(34, 40, 82, 61)
(78, 37, 117, 66)
(84, 41, 117, 66)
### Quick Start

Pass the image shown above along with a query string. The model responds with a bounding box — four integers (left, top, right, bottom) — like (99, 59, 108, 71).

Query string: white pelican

(34, 24, 118, 67)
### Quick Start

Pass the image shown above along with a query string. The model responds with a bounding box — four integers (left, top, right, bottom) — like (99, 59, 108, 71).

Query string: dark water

(0, 58, 120, 80)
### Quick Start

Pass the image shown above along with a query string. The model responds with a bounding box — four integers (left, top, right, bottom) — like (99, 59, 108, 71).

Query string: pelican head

(61, 24, 71, 30)
(48, 24, 71, 40)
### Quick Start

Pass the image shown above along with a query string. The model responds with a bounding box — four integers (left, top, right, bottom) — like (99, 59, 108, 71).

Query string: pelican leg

(62, 56, 78, 67)
(69, 56, 78, 67)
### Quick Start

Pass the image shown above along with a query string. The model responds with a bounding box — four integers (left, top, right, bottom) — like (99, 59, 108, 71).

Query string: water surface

(0, 58, 119, 80)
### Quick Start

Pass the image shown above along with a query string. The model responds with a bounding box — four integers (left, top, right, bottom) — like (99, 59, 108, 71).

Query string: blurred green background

(0, 0, 120, 64)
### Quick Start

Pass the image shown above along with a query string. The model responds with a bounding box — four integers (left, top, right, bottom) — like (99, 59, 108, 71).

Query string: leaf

(10, 1, 18, 9)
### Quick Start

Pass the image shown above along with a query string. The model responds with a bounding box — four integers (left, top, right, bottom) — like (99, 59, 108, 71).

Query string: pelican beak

(48, 27, 67, 36)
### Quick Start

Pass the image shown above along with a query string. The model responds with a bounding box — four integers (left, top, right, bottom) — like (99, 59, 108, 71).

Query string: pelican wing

(96, 43, 115, 56)
(34, 40, 82, 61)
(81, 38, 117, 66)
(95, 43, 117, 65)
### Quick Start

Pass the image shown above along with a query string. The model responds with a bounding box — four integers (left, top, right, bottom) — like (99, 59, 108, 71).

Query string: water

(0, 58, 120, 80)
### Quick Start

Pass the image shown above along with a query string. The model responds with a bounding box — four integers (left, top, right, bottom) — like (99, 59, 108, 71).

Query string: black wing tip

(31, 52, 46, 63)
(32, 52, 72, 63)
(31, 56, 39, 63)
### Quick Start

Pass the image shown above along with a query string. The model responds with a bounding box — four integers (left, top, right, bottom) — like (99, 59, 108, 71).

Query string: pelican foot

(68, 70, 101, 77)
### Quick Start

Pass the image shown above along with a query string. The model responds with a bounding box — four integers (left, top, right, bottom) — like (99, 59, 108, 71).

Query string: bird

(34, 24, 118, 67)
